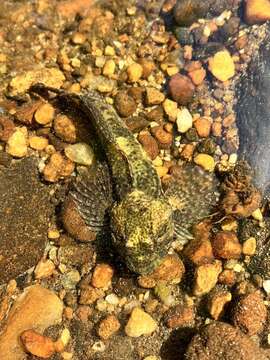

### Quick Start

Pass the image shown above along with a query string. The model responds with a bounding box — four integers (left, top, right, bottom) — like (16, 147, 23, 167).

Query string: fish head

(111, 190, 174, 274)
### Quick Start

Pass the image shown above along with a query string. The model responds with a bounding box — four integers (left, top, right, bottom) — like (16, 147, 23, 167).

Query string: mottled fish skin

(236, 32, 270, 197)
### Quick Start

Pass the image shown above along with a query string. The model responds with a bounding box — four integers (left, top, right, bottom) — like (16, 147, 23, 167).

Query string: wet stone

(0, 157, 53, 284)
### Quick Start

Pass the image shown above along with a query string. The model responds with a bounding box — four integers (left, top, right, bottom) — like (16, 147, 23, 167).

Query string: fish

(236, 31, 270, 199)
(30, 83, 218, 274)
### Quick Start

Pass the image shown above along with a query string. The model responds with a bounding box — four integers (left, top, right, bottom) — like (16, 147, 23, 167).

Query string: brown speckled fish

(30, 84, 218, 274)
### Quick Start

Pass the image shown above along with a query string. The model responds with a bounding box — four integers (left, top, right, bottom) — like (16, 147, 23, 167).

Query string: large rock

(0, 157, 53, 284)
(0, 285, 63, 360)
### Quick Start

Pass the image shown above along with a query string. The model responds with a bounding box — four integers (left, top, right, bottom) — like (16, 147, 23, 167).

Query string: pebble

(35, 103, 55, 125)
(145, 87, 165, 105)
(34, 259, 55, 279)
(263, 280, 270, 294)
(43, 152, 75, 182)
(114, 91, 137, 117)
(9, 68, 65, 95)
(138, 58, 155, 79)
(208, 289, 232, 320)
(29, 136, 49, 150)
(79, 286, 104, 305)
(0, 285, 63, 360)
(194, 153, 215, 171)
(212, 231, 242, 259)
(103, 59, 116, 77)
(242, 237, 256, 256)
(173, 0, 207, 26)
(138, 131, 159, 160)
(166, 305, 195, 329)
(188, 68, 206, 85)
(72, 32, 87, 44)
(6, 127, 28, 158)
(208, 50, 235, 82)
(184, 237, 214, 265)
(163, 98, 178, 121)
(62, 270, 81, 289)
(232, 291, 267, 335)
(151, 126, 173, 149)
(194, 117, 212, 138)
(193, 260, 222, 296)
(244, 0, 270, 24)
(0, 116, 15, 141)
(21, 330, 56, 359)
(65, 142, 94, 166)
(97, 315, 121, 340)
(176, 108, 193, 133)
(125, 307, 157, 337)
(54, 114, 76, 143)
(168, 73, 195, 105)
(91, 263, 114, 289)
(126, 63, 143, 82)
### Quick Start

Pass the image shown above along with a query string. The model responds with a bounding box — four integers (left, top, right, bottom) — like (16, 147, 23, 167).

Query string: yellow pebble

(29, 136, 48, 150)
(126, 63, 143, 82)
(243, 237, 256, 256)
(208, 50, 235, 82)
(194, 154, 215, 171)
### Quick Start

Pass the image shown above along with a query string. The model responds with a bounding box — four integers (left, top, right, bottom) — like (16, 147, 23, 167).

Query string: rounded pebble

(65, 143, 94, 166)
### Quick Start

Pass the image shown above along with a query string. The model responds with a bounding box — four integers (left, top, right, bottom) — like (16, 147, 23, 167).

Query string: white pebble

(65, 143, 94, 166)
(176, 108, 193, 133)
(263, 280, 270, 294)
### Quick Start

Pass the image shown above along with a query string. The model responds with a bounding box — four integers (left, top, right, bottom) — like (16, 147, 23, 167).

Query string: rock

(188, 68, 206, 85)
(138, 131, 159, 160)
(43, 152, 74, 182)
(145, 88, 165, 105)
(208, 288, 232, 320)
(64, 143, 94, 166)
(194, 117, 212, 138)
(34, 259, 55, 279)
(0, 157, 52, 283)
(232, 291, 267, 335)
(138, 58, 155, 79)
(173, 0, 208, 26)
(91, 263, 114, 289)
(125, 307, 157, 337)
(194, 154, 215, 171)
(165, 305, 195, 329)
(185, 321, 268, 360)
(126, 63, 143, 83)
(9, 68, 65, 95)
(0, 116, 15, 141)
(15, 100, 43, 125)
(176, 107, 193, 133)
(0, 285, 63, 360)
(163, 98, 178, 121)
(212, 231, 242, 259)
(208, 50, 235, 82)
(54, 114, 76, 143)
(35, 103, 55, 125)
(218, 269, 236, 286)
(242, 237, 256, 256)
(79, 286, 104, 305)
(244, 0, 270, 24)
(184, 237, 214, 265)
(193, 260, 222, 296)
(114, 91, 137, 117)
(97, 315, 121, 340)
(71, 32, 87, 44)
(6, 127, 28, 158)
(58, 244, 94, 267)
(56, 0, 94, 18)
(29, 136, 49, 150)
(20, 330, 56, 359)
(103, 59, 116, 77)
(151, 126, 173, 149)
(125, 116, 150, 132)
(168, 74, 195, 105)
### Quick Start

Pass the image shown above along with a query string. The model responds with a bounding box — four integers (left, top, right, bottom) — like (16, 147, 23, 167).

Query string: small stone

(91, 263, 114, 289)
(34, 259, 55, 279)
(114, 91, 137, 117)
(208, 50, 235, 82)
(125, 307, 157, 337)
(97, 315, 121, 340)
(126, 63, 143, 82)
(252, 208, 263, 221)
(35, 103, 55, 125)
(156, 166, 169, 178)
(208, 289, 232, 320)
(29, 136, 49, 150)
(9, 68, 65, 95)
(54, 114, 76, 143)
(244, 0, 270, 24)
(243, 237, 256, 256)
(103, 59, 116, 77)
(6, 127, 28, 158)
(21, 330, 56, 359)
(232, 291, 267, 335)
(173, 0, 207, 26)
(176, 108, 193, 133)
(212, 231, 242, 259)
(138, 131, 159, 160)
(0, 116, 15, 141)
(145, 88, 165, 105)
(149, 254, 185, 284)
(194, 117, 212, 138)
(168, 74, 195, 105)
(43, 152, 74, 182)
(184, 237, 214, 265)
(138, 58, 155, 79)
(193, 260, 222, 296)
(194, 154, 215, 172)
(163, 98, 178, 121)
(166, 305, 195, 329)
(79, 286, 104, 305)
(65, 143, 94, 166)
(151, 126, 173, 149)
(72, 32, 87, 44)
(218, 269, 236, 286)
(0, 285, 63, 359)
(62, 270, 81, 289)
(263, 280, 270, 294)
(188, 68, 206, 85)
(180, 143, 195, 161)
(104, 45, 115, 56)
